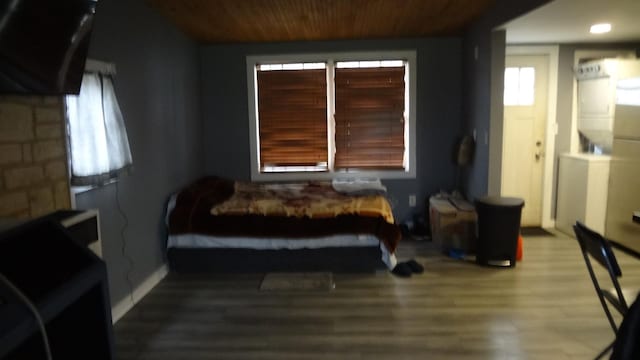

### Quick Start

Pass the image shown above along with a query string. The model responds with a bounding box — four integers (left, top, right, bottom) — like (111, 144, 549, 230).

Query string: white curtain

(66, 72, 132, 186)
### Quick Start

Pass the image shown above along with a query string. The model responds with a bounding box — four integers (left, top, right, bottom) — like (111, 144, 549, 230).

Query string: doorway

(491, 46, 558, 229)
(501, 55, 548, 226)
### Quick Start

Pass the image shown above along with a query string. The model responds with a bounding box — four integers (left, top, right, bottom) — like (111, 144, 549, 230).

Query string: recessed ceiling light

(590, 23, 611, 34)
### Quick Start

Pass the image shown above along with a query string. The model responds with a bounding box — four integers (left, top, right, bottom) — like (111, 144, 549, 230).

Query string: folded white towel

(331, 178, 387, 195)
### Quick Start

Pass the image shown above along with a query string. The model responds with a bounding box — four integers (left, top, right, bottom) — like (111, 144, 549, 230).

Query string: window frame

(246, 50, 417, 181)
(503, 66, 536, 106)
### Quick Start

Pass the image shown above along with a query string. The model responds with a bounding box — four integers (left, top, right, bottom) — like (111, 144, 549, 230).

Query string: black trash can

(475, 196, 524, 267)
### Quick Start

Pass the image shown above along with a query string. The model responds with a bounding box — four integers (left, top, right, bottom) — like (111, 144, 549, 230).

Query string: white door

(501, 55, 549, 226)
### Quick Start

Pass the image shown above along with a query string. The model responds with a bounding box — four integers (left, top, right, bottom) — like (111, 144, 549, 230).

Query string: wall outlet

(409, 194, 416, 207)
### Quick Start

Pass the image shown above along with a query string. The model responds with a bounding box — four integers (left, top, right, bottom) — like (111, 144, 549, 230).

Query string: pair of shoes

(406, 259, 424, 274)
(392, 262, 413, 277)
(391, 259, 424, 277)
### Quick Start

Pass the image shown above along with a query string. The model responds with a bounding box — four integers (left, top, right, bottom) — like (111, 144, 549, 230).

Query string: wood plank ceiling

(146, 0, 496, 43)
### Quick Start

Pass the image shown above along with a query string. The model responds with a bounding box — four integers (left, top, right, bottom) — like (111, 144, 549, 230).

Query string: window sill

(70, 185, 96, 196)
(70, 178, 119, 196)
(250, 169, 416, 182)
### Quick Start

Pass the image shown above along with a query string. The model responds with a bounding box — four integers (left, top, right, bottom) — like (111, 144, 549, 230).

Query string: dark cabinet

(0, 216, 114, 359)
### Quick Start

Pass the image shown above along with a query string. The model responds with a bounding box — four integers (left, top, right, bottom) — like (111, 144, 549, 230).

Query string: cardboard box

(429, 196, 477, 253)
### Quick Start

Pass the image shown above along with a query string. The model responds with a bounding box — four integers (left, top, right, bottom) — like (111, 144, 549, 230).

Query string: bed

(166, 176, 402, 273)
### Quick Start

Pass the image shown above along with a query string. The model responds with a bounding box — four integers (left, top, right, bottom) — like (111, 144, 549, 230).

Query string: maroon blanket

(168, 177, 401, 253)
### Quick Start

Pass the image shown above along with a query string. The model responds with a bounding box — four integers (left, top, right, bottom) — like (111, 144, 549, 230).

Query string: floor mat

(259, 272, 335, 291)
(520, 227, 555, 237)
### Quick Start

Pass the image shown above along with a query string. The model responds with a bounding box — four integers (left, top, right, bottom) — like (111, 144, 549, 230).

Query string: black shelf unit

(0, 216, 114, 359)
(44, 210, 100, 250)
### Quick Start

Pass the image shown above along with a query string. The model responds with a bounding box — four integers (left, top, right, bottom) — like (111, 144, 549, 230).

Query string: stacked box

(429, 196, 477, 253)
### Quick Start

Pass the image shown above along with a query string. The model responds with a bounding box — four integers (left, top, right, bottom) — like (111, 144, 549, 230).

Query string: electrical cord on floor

(0, 272, 53, 360)
(115, 181, 136, 308)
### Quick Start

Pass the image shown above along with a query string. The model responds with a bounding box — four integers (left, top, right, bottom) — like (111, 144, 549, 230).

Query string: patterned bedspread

(168, 176, 401, 253)
(212, 181, 395, 224)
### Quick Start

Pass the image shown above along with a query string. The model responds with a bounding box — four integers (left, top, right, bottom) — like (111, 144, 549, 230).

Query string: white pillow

(331, 178, 387, 195)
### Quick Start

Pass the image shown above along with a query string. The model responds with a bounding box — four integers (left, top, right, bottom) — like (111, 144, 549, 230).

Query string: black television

(0, 0, 98, 95)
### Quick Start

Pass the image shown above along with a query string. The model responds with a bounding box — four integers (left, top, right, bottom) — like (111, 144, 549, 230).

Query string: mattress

(165, 176, 402, 271)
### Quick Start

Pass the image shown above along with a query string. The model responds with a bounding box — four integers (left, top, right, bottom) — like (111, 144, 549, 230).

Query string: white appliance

(604, 103, 640, 252)
(556, 153, 610, 236)
(575, 59, 640, 152)
(558, 59, 640, 240)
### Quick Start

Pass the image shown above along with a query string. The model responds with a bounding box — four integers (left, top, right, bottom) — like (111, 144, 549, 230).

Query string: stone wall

(0, 96, 71, 219)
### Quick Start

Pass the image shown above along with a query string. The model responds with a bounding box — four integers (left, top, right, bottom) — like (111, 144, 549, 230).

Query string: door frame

(490, 45, 558, 228)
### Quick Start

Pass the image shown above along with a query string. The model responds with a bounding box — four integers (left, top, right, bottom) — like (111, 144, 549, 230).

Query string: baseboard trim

(111, 264, 168, 324)
(542, 219, 556, 229)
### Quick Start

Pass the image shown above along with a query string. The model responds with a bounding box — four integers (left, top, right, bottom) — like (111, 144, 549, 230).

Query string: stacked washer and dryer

(556, 59, 640, 252)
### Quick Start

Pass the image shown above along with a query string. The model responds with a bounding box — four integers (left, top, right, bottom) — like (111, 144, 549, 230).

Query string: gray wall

(76, 0, 203, 304)
(200, 38, 463, 223)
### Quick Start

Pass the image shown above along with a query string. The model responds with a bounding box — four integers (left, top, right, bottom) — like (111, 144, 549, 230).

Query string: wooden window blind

(334, 66, 405, 169)
(257, 68, 327, 169)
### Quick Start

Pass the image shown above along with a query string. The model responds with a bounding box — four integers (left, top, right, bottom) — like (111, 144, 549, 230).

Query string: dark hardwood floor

(114, 230, 640, 359)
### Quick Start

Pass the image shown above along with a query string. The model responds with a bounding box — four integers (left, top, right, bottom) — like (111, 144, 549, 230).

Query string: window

(65, 60, 132, 187)
(247, 51, 416, 181)
(257, 64, 328, 172)
(504, 67, 535, 106)
(334, 62, 406, 170)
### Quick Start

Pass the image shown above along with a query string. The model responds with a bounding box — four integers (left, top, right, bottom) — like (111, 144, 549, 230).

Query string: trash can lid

(475, 196, 524, 207)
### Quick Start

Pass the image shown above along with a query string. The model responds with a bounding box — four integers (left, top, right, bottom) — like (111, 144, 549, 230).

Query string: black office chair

(573, 221, 633, 359)
(611, 294, 640, 360)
